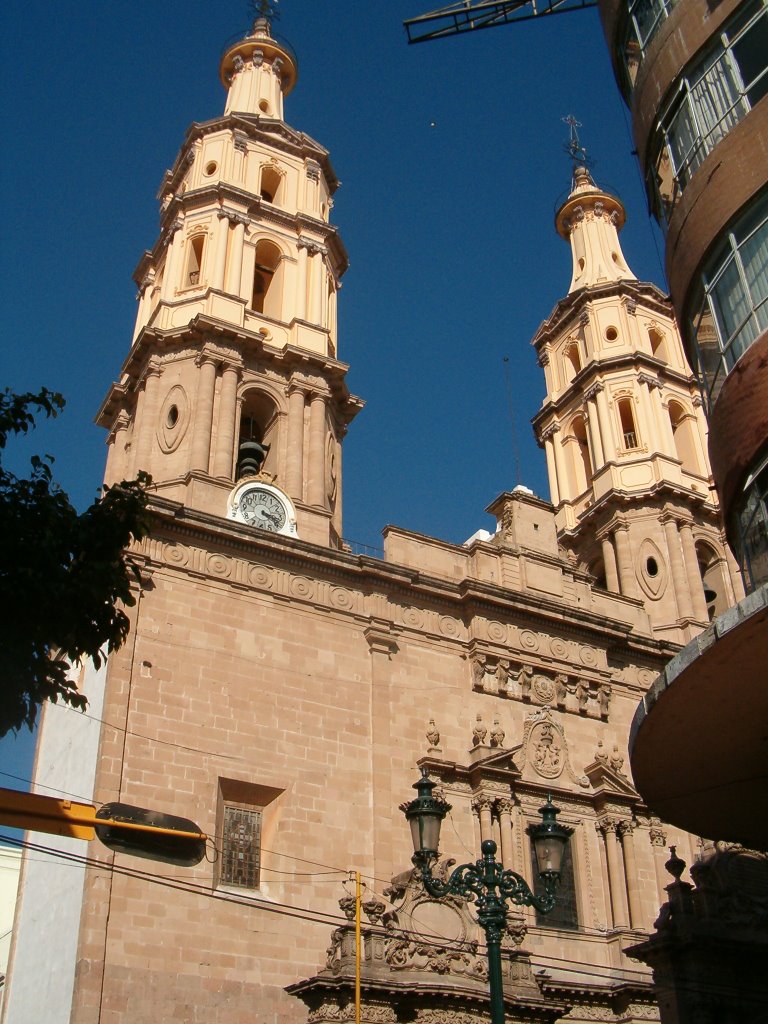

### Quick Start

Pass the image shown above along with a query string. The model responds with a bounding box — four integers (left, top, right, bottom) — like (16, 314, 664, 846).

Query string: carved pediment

(584, 758, 639, 798)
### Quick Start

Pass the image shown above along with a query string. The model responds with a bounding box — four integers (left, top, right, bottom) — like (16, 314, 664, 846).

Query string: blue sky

(0, 1, 666, 785)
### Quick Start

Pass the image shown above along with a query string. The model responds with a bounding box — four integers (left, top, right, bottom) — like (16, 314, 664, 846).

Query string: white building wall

(2, 660, 107, 1024)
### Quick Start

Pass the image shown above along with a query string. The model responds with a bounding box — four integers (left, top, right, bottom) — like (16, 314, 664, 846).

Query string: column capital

(637, 372, 661, 390)
(138, 358, 162, 387)
(538, 349, 550, 367)
(298, 238, 327, 257)
(218, 207, 249, 226)
(584, 382, 604, 401)
(471, 794, 494, 814)
(596, 816, 618, 836)
(617, 819, 635, 837)
(496, 798, 516, 816)
(649, 826, 668, 847)
(540, 422, 560, 441)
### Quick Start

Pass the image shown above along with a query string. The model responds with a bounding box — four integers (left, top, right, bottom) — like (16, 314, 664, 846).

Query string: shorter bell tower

(97, 15, 362, 547)
(532, 162, 742, 642)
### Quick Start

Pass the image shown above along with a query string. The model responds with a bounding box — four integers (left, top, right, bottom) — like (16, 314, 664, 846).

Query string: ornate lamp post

(402, 768, 572, 1024)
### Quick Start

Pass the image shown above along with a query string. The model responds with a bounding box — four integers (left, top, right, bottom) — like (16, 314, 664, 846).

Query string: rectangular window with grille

(529, 838, 579, 930)
(220, 804, 262, 889)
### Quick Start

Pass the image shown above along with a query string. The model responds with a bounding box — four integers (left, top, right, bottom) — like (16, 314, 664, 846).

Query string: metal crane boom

(404, 0, 597, 44)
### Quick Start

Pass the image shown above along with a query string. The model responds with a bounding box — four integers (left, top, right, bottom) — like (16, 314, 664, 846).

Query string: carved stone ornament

(472, 713, 487, 748)
(425, 718, 441, 753)
(519, 707, 589, 787)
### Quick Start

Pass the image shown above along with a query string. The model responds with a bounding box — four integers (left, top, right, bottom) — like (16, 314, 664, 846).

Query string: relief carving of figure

(533, 723, 562, 777)
(518, 664, 533, 701)
(471, 654, 487, 692)
(472, 713, 488, 747)
(490, 715, 505, 748)
(495, 659, 510, 695)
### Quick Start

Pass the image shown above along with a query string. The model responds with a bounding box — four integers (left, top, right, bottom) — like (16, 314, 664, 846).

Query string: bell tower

(531, 160, 742, 642)
(97, 14, 362, 547)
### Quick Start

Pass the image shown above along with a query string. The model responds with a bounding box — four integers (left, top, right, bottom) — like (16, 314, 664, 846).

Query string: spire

(555, 119, 637, 295)
(220, 2, 297, 120)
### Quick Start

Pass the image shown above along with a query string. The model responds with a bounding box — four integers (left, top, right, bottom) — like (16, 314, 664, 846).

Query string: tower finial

(562, 115, 593, 186)
(249, 0, 280, 30)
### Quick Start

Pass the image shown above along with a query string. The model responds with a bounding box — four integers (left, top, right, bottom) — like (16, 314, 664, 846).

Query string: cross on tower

(562, 114, 593, 174)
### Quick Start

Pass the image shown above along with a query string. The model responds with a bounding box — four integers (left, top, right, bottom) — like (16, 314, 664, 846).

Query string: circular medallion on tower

(227, 480, 298, 538)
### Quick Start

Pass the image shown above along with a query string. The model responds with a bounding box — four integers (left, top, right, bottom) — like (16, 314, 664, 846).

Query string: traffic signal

(95, 803, 207, 867)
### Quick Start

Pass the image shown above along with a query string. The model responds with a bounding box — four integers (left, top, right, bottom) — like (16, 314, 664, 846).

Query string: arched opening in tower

(696, 541, 730, 620)
(617, 398, 639, 450)
(185, 233, 206, 288)
(259, 165, 282, 205)
(236, 390, 279, 480)
(570, 415, 593, 494)
(251, 240, 282, 317)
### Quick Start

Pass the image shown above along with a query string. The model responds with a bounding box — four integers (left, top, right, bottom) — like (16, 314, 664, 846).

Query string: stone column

(296, 242, 309, 320)
(190, 355, 217, 474)
(542, 429, 560, 506)
(679, 520, 709, 622)
(614, 525, 639, 598)
(306, 391, 327, 507)
(472, 795, 494, 844)
(286, 385, 306, 501)
(105, 412, 130, 486)
(599, 819, 629, 929)
(497, 799, 516, 872)
(160, 219, 183, 301)
(601, 534, 620, 592)
(585, 395, 606, 468)
(549, 425, 568, 501)
(649, 825, 669, 903)
(618, 821, 643, 929)
(225, 216, 246, 297)
(594, 384, 615, 461)
(212, 362, 240, 478)
(131, 363, 161, 475)
(663, 517, 694, 619)
(641, 375, 671, 457)
(365, 625, 398, 878)
(213, 213, 230, 290)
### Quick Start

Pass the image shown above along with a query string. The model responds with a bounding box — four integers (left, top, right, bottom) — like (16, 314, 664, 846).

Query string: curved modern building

(598, 0, 768, 847)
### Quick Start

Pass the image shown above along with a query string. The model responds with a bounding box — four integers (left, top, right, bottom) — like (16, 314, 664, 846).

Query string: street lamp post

(401, 767, 573, 1024)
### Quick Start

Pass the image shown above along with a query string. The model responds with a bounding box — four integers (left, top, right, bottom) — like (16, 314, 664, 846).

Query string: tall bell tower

(97, 14, 362, 547)
(532, 162, 742, 642)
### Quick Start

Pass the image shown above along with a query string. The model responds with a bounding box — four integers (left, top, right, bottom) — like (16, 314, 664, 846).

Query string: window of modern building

(647, 0, 768, 222)
(620, 0, 679, 91)
(688, 190, 768, 407)
(530, 839, 579, 930)
(732, 448, 768, 591)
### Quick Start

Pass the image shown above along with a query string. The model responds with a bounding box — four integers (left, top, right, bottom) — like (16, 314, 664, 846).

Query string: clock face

(238, 488, 288, 532)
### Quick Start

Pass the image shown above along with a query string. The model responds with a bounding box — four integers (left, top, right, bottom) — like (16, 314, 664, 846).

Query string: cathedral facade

(3, 13, 741, 1024)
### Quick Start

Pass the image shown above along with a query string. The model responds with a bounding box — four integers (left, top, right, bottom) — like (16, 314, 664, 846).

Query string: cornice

(96, 315, 363, 424)
(531, 279, 674, 349)
(531, 353, 697, 428)
(140, 500, 673, 661)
